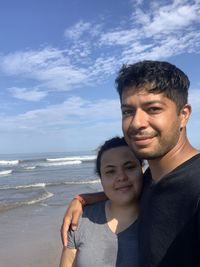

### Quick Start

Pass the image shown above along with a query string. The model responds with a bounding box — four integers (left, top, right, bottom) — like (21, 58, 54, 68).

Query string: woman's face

(100, 146, 143, 206)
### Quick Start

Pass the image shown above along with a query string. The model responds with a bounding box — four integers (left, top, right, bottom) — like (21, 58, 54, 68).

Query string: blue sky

(0, 0, 200, 154)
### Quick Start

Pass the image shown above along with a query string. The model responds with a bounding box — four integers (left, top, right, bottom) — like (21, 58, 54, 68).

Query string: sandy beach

(0, 203, 67, 267)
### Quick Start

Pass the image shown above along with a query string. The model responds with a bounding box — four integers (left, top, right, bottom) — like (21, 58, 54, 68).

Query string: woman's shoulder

(82, 200, 106, 223)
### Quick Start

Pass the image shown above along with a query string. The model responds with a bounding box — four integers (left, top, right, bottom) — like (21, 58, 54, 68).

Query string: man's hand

(60, 192, 107, 246)
(61, 198, 83, 247)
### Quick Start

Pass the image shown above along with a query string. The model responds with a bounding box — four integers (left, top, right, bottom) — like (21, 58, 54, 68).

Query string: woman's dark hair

(95, 136, 142, 177)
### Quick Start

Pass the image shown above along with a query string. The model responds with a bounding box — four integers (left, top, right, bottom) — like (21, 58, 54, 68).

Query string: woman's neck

(105, 200, 139, 234)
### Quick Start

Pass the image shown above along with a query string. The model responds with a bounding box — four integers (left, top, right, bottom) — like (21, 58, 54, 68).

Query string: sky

(0, 0, 200, 154)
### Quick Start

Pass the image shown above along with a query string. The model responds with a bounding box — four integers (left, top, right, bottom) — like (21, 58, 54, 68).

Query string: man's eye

(148, 107, 162, 113)
(122, 110, 134, 117)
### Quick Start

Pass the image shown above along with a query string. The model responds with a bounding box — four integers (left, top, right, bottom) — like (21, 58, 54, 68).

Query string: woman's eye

(126, 165, 135, 170)
(106, 170, 115, 174)
(126, 166, 135, 170)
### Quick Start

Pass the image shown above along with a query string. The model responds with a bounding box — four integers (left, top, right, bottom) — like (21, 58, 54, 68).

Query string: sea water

(0, 151, 102, 213)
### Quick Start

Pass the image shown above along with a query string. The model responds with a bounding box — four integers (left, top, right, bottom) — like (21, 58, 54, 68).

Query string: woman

(59, 137, 143, 267)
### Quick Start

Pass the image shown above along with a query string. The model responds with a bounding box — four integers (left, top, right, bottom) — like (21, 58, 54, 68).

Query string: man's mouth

(133, 136, 154, 140)
(130, 135, 155, 146)
(128, 131, 157, 145)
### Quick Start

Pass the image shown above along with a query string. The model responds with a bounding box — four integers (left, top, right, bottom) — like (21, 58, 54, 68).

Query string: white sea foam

(0, 170, 13, 176)
(42, 160, 82, 167)
(47, 155, 96, 162)
(24, 166, 36, 170)
(26, 191, 54, 205)
(64, 179, 100, 185)
(0, 160, 19, 166)
(0, 191, 54, 212)
(17, 183, 46, 189)
(0, 183, 46, 190)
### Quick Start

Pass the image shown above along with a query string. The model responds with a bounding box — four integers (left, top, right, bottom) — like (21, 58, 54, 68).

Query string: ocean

(0, 151, 102, 213)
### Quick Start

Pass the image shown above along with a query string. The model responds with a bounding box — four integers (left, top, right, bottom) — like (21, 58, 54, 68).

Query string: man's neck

(148, 138, 199, 182)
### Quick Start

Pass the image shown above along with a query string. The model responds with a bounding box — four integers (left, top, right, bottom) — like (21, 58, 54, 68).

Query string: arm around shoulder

(61, 191, 107, 246)
(80, 191, 107, 205)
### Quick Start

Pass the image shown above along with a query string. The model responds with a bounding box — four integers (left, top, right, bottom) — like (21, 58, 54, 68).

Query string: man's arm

(61, 192, 107, 247)
(59, 247, 77, 267)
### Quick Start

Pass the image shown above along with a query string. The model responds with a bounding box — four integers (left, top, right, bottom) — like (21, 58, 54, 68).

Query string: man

(61, 60, 200, 266)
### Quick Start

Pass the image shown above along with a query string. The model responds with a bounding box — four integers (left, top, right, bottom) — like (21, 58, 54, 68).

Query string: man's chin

(130, 147, 159, 160)
(125, 139, 158, 159)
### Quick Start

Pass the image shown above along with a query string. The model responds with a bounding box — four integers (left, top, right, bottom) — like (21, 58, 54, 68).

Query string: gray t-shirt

(68, 201, 138, 267)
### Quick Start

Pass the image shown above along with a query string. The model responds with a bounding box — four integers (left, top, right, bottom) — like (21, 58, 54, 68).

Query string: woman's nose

(116, 170, 128, 181)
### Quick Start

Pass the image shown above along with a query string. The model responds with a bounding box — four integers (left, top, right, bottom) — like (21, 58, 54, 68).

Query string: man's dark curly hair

(115, 60, 190, 113)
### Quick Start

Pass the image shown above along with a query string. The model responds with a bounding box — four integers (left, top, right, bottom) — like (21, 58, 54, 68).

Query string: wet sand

(0, 204, 67, 267)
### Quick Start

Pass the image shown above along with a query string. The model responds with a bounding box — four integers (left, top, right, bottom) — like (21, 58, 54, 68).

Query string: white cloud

(0, 49, 118, 94)
(9, 87, 48, 101)
(0, 47, 66, 75)
(100, 0, 200, 63)
(121, 33, 199, 63)
(64, 21, 91, 40)
(99, 30, 139, 46)
(0, 96, 121, 132)
(0, 48, 91, 91)
(64, 20, 102, 40)
(142, 1, 200, 36)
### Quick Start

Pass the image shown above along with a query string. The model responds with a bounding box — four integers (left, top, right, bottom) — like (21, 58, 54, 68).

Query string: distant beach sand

(0, 203, 67, 267)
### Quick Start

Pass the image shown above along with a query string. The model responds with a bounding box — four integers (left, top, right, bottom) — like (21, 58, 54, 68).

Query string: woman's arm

(59, 247, 77, 267)
(61, 192, 107, 246)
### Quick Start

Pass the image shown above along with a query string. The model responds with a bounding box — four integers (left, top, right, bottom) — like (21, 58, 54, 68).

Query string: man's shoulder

(179, 153, 200, 176)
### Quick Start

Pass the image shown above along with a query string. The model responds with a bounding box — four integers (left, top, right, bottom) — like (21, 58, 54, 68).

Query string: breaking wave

(40, 160, 82, 167)
(0, 160, 19, 166)
(0, 170, 13, 176)
(47, 155, 96, 162)
(0, 190, 54, 212)
(0, 183, 46, 190)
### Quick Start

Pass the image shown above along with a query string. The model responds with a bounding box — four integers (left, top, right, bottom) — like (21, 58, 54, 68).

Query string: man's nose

(129, 109, 148, 130)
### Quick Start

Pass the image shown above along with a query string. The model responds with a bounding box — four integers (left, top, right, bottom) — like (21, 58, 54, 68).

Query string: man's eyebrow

(143, 100, 166, 105)
(121, 100, 166, 108)
(121, 104, 134, 108)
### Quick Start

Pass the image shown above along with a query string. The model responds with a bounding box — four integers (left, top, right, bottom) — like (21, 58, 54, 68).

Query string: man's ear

(180, 104, 192, 128)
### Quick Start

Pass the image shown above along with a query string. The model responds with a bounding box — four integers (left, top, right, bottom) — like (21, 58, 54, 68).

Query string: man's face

(121, 87, 188, 160)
